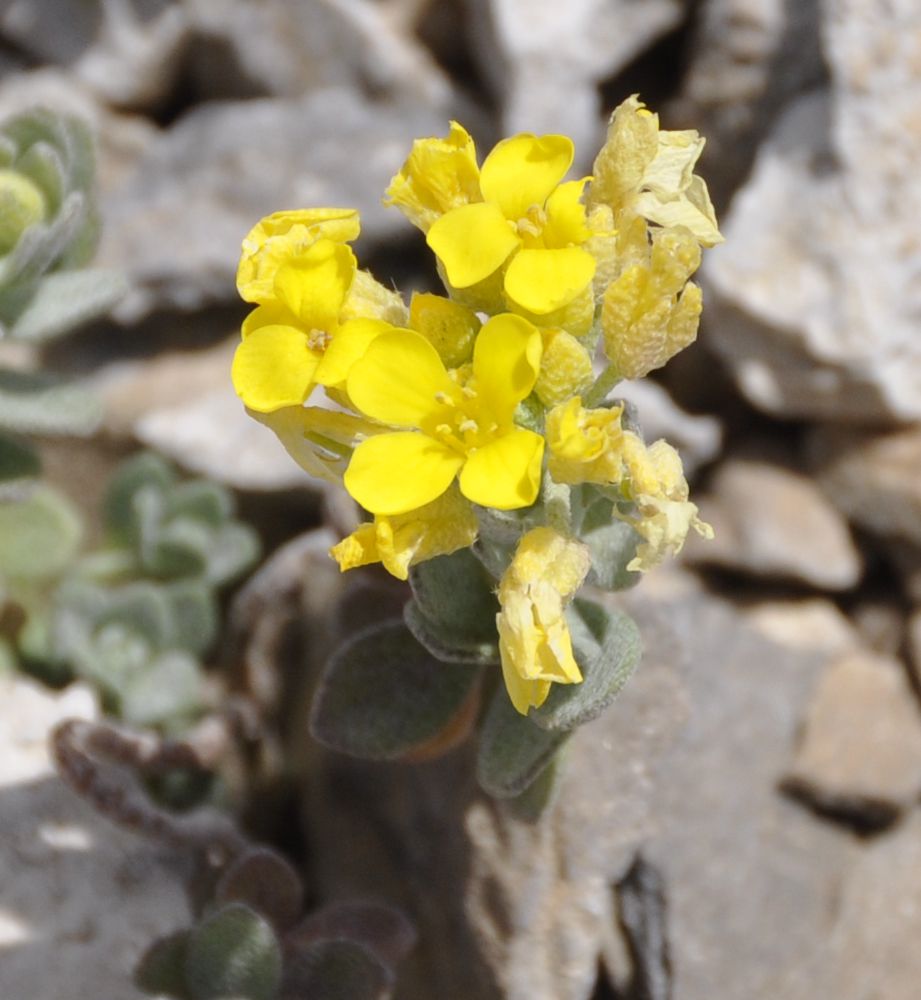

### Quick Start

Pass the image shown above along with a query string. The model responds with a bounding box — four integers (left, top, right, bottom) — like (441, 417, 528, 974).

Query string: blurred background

(2, 0, 921, 998)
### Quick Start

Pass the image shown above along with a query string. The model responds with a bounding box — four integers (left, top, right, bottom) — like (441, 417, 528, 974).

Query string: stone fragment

(465, 0, 684, 162)
(905, 608, 921, 690)
(96, 88, 448, 319)
(185, 0, 451, 106)
(617, 379, 723, 478)
(0, 0, 190, 111)
(704, 0, 921, 421)
(0, 675, 189, 1000)
(783, 650, 921, 826)
(685, 458, 862, 589)
(810, 423, 921, 546)
(742, 596, 858, 655)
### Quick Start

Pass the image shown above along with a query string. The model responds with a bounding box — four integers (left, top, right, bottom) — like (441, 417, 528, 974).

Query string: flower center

(306, 328, 333, 352)
(429, 387, 498, 454)
(514, 204, 547, 241)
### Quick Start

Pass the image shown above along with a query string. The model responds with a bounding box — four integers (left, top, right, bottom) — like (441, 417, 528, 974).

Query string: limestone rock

(742, 596, 858, 655)
(185, 0, 451, 106)
(0, 675, 189, 1000)
(810, 424, 921, 546)
(0, 0, 190, 111)
(704, 0, 921, 421)
(465, 0, 684, 162)
(97, 88, 448, 320)
(685, 458, 862, 589)
(783, 650, 921, 826)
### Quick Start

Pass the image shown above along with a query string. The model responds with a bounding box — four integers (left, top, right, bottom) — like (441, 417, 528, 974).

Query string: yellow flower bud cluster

(230, 96, 720, 713)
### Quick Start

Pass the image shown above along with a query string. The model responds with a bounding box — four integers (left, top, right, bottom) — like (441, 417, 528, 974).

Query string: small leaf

(0, 485, 81, 580)
(215, 848, 304, 934)
(120, 650, 202, 729)
(184, 903, 282, 1000)
(8, 268, 127, 342)
(0, 368, 102, 436)
(134, 930, 192, 999)
(0, 432, 39, 482)
(577, 492, 642, 591)
(169, 480, 233, 526)
(282, 940, 392, 1000)
(287, 900, 416, 969)
(104, 451, 175, 542)
(507, 746, 565, 823)
(164, 581, 218, 655)
(531, 598, 642, 732)
(204, 523, 261, 587)
(406, 548, 499, 661)
(476, 686, 569, 799)
(310, 620, 480, 760)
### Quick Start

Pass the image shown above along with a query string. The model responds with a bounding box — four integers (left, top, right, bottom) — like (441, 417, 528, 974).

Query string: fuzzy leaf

(531, 598, 642, 732)
(406, 548, 499, 661)
(0, 368, 102, 436)
(578, 492, 642, 591)
(8, 268, 126, 342)
(204, 523, 261, 587)
(164, 581, 218, 655)
(506, 746, 565, 823)
(282, 940, 392, 1000)
(477, 686, 569, 799)
(184, 903, 282, 1000)
(0, 485, 81, 580)
(0, 433, 39, 482)
(310, 620, 480, 760)
(120, 650, 202, 729)
(215, 848, 304, 934)
(134, 930, 192, 999)
(104, 451, 175, 542)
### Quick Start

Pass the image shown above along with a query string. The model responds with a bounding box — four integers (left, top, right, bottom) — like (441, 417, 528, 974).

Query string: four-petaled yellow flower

(545, 397, 626, 486)
(387, 123, 597, 317)
(343, 313, 545, 516)
(497, 527, 592, 714)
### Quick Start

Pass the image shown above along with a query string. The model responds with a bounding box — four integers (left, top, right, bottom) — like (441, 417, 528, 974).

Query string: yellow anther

(434, 391, 453, 405)
(307, 328, 332, 352)
(461, 385, 477, 399)
(458, 419, 478, 434)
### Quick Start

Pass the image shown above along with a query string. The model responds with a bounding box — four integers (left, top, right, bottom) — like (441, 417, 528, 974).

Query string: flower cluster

(232, 96, 719, 716)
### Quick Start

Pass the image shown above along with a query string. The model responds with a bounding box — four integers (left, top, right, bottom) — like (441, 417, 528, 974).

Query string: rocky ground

(2, 1, 921, 998)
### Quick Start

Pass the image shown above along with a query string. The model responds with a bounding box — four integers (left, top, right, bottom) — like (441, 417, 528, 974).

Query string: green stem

(542, 472, 572, 535)
(583, 363, 622, 408)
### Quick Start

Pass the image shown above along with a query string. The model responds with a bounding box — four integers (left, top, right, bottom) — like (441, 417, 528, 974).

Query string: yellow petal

(588, 95, 658, 215)
(472, 313, 542, 416)
(314, 318, 398, 387)
(236, 208, 360, 303)
(330, 523, 380, 571)
(542, 177, 592, 248)
(504, 247, 595, 314)
(241, 302, 287, 337)
(344, 432, 464, 515)
(426, 202, 519, 288)
(231, 325, 319, 413)
(459, 429, 544, 509)
(347, 329, 453, 426)
(273, 240, 355, 329)
(384, 121, 482, 232)
(480, 133, 574, 221)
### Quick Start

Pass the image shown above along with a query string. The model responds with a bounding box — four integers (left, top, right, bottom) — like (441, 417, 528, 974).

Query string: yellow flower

(343, 313, 545, 516)
(330, 487, 478, 581)
(588, 95, 722, 246)
(232, 238, 402, 412)
(601, 221, 703, 379)
(496, 527, 591, 714)
(237, 208, 361, 305)
(619, 435, 712, 571)
(546, 397, 626, 485)
(387, 124, 597, 316)
(384, 121, 481, 232)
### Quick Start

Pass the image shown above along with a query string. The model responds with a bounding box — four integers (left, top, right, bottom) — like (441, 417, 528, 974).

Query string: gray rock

(466, 0, 684, 164)
(685, 458, 862, 589)
(0, 675, 189, 1000)
(809, 423, 921, 546)
(185, 0, 451, 105)
(0, 0, 190, 111)
(704, 0, 921, 421)
(673, 0, 824, 203)
(782, 650, 921, 827)
(96, 88, 449, 319)
(742, 596, 858, 655)
(905, 608, 921, 693)
(617, 378, 723, 478)
(299, 583, 856, 1000)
